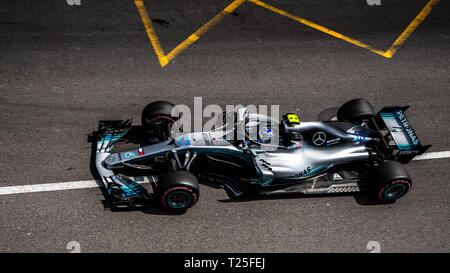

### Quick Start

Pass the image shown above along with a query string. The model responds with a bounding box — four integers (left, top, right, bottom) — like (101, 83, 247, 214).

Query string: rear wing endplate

(374, 106, 431, 163)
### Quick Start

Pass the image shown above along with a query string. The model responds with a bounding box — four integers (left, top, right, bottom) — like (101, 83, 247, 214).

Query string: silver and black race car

(95, 99, 430, 211)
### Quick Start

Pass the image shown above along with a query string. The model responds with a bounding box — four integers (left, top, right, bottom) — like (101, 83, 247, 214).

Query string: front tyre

(157, 171, 199, 211)
(369, 161, 412, 202)
(141, 101, 179, 142)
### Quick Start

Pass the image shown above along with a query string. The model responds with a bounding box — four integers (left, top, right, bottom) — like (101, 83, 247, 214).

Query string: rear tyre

(337, 98, 375, 123)
(317, 107, 339, 121)
(141, 101, 179, 142)
(157, 171, 200, 211)
(369, 161, 412, 202)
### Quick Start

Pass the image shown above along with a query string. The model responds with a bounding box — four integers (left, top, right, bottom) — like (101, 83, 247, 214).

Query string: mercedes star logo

(312, 132, 326, 146)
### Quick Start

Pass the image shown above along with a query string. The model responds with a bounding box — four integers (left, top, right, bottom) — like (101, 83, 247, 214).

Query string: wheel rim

(167, 191, 192, 209)
(384, 183, 407, 199)
(146, 116, 177, 140)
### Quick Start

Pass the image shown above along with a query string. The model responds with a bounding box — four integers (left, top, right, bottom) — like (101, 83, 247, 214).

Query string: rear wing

(372, 106, 431, 163)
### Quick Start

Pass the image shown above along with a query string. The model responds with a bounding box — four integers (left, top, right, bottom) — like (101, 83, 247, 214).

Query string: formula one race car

(95, 99, 430, 211)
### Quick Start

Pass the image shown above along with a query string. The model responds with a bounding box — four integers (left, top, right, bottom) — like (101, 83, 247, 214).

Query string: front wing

(95, 120, 153, 208)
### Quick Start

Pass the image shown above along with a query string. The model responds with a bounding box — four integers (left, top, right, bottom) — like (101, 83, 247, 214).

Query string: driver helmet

(257, 126, 274, 143)
(284, 113, 301, 126)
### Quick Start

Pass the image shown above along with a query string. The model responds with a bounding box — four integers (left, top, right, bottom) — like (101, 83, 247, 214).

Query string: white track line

(0, 151, 448, 196)
(0, 180, 101, 195)
(0, 179, 149, 195)
(413, 151, 450, 160)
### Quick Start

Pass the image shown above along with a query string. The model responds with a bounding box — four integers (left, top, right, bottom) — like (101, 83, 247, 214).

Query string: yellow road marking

(134, 0, 168, 66)
(383, 0, 440, 58)
(250, 0, 440, 58)
(135, 0, 440, 66)
(134, 0, 245, 67)
(248, 0, 387, 57)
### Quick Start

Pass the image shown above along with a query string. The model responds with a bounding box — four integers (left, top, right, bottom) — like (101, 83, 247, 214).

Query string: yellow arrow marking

(135, 0, 440, 67)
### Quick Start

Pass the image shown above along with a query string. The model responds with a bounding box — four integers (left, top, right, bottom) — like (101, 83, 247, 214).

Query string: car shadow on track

(98, 199, 188, 215)
(217, 192, 395, 206)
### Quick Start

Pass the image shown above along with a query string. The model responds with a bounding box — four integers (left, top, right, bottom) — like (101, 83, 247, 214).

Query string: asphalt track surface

(1, 0, 449, 253)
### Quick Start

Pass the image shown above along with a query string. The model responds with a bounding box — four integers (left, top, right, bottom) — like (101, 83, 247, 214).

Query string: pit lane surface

(0, 0, 449, 252)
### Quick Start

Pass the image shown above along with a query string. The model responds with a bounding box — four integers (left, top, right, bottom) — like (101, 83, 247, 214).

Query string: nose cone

(105, 155, 116, 164)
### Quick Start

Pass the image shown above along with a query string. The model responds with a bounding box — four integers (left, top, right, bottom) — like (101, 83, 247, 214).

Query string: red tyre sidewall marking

(149, 115, 177, 125)
(162, 186, 198, 210)
(378, 179, 411, 201)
